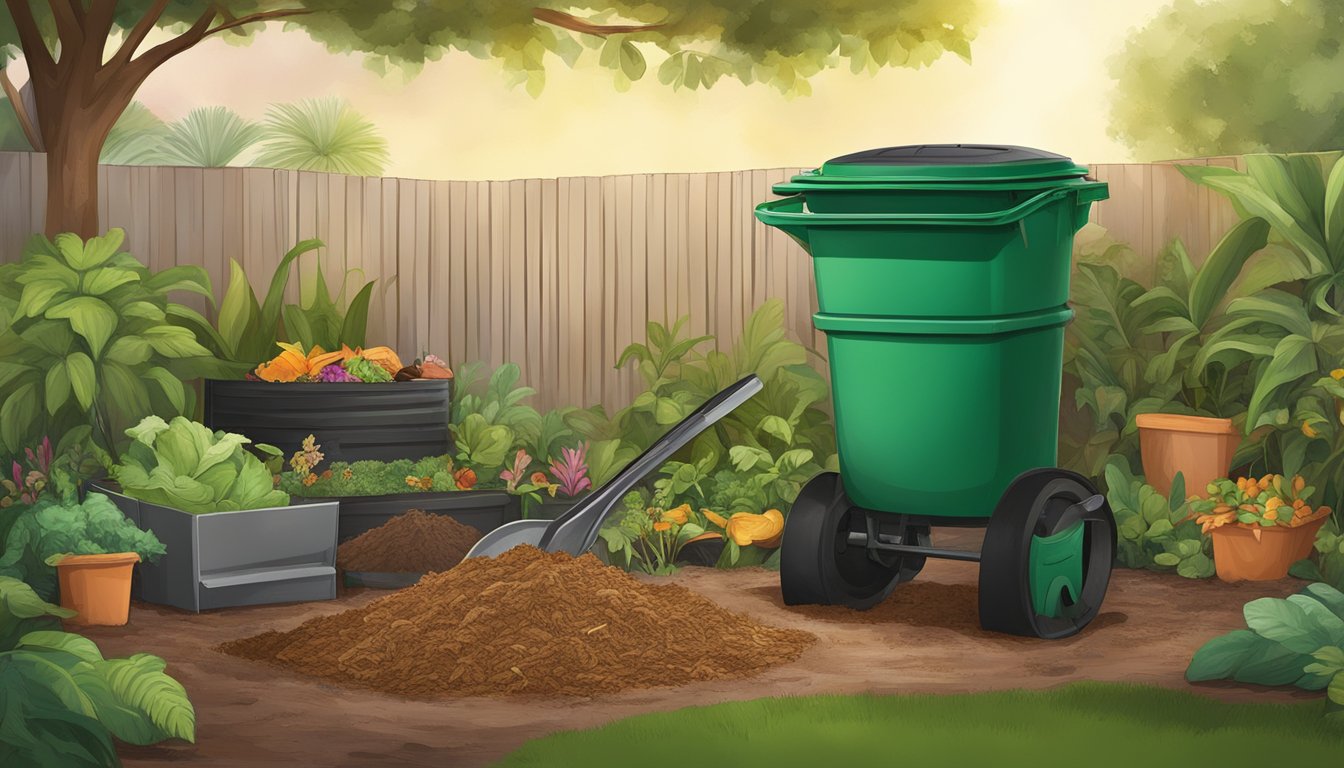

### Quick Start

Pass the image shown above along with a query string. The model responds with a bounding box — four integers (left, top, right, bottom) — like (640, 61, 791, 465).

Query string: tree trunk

(43, 125, 104, 239)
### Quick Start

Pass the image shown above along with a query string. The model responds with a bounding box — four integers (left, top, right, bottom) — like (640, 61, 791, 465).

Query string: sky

(109, 0, 1173, 180)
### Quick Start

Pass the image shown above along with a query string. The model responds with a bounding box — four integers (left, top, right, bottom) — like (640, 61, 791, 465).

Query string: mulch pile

(218, 545, 815, 698)
(336, 510, 481, 573)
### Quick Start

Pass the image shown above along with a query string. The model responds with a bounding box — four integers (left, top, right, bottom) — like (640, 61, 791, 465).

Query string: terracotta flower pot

(56, 553, 140, 626)
(1210, 515, 1328, 582)
(1136, 413, 1241, 497)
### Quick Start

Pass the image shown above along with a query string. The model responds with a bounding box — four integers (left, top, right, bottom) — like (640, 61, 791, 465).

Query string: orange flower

(652, 521, 672, 532)
(342, 468, 353, 481)
(320, 469, 333, 481)
(662, 503, 691, 525)
(302, 472, 318, 487)
(725, 509, 785, 548)
(531, 471, 549, 486)
(454, 467, 477, 490)
(702, 509, 728, 529)
(405, 475, 421, 489)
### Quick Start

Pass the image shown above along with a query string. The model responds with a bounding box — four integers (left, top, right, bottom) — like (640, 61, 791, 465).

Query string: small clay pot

(1136, 413, 1240, 496)
(56, 553, 140, 626)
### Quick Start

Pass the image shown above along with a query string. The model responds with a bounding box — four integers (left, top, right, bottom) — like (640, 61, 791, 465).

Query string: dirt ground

(90, 528, 1310, 768)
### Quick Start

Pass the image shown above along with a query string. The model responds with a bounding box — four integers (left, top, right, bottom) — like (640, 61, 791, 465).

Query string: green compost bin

(756, 145, 1108, 319)
(755, 145, 1108, 519)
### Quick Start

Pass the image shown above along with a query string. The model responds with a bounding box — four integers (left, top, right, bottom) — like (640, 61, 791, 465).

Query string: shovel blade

(464, 519, 552, 559)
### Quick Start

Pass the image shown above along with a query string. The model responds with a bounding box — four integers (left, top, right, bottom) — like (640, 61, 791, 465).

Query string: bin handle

(755, 184, 1101, 228)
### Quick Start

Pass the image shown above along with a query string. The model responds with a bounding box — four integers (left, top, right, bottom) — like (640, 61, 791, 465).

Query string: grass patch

(494, 683, 1339, 767)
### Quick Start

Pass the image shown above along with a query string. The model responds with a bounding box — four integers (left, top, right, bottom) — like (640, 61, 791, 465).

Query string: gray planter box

(88, 482, 338, 613)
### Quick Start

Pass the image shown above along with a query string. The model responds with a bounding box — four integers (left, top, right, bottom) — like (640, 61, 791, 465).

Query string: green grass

(494, 683, 1340, 768)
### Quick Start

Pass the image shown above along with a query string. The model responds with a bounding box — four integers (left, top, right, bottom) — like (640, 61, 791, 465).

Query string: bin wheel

(781, 472, 928, 610)
(978, 468, 1116, 639)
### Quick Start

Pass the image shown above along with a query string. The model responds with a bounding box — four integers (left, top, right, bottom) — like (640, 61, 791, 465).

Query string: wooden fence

(0, 152, 1248, 411)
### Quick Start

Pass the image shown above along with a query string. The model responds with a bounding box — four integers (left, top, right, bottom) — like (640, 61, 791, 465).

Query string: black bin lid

(807, 144, 1090, 183)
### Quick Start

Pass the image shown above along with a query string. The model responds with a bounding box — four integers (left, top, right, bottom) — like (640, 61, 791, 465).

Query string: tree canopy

(0, 0, 991, 236)
(1109, 0, 1344, 159)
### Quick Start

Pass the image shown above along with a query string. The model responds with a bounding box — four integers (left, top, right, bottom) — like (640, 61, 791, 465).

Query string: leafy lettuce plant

(1187, 582, 1344, 721)
(0, 493, 165, 601)
(112, 416, 288, 514)
(1104, 457, 1214, 578)
(0, 576, 196, 765)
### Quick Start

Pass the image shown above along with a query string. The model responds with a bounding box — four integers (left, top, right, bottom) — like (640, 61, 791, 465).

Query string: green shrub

(1104, 457, 1214, 578)
(0, 493, 164, 602)
(1187, 582, 1344, 721)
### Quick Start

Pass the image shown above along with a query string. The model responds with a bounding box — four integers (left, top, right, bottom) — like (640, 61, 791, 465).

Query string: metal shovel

(464, 374, 763, 559)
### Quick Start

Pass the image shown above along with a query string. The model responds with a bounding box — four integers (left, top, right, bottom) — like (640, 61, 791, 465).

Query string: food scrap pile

(219, 546, 814, 698)
(336, 509, 482, 573)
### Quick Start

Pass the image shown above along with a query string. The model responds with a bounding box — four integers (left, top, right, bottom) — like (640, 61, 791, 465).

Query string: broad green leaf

(1187, 630, 1265, 682)
(0, 381, 38, 452)
(0, 576, 76, 622)
(105, 335, 152, 366)
(1198, 172, 1328, 268)
(17, 279, 71, 318)
(217, 259, 254, 359)
(82, 653, 196, 744)
(1244, 596, 1336, 654)
(1188, 218, 1270, 328)
(98, 361, 150, 422)
(258, 240, 323, 354)
(16, 631, 105, 664)
(65, 352, 97, 412)
(1304, 583, 1344, 620)
(143, 265, 212, 301)
(758, 415, 793, 445)
(1245, 335, 1316, 430)
(45, 297, 117, 359)
(5, 651, 98, 718)
(339, 280, 374, 349)
(142, 326, 212, 359)
(1226, 289, 1313, 337)
(81, 267, 139, 297)
(43, 360, 71, 416)
(121, 301, 166, 322)
(1325, 156, 1344, 265)
(143, 367, 187, 414)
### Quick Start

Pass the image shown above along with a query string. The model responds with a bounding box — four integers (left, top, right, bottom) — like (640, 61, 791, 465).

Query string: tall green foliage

(99, 102, 169, 166)
(161, 106, 263, 168)
(0, 229, 235, 460)
(253, 97, 390, 177)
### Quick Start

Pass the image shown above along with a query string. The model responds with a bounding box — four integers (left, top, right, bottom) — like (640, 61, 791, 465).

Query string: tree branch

(3, 0, 55, 79)
(107, 0, 172, 68)
(0, 67, 42, 150)
(49, 0, 86, 49)
(202, 8, 313, 39)
(531, 8, 666, 36)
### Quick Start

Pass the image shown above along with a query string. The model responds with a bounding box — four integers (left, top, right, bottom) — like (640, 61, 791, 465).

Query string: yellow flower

(652, 521, 672, 532)
(1265, 497, 1282, 514)
(1293, 475, 1306, 493)
(1332, 368, 1344, 381)
(302, 473, 317, 487)
(702, 509, 729, 529)
(1303, 421, 1320, 438)
(1263, 509, 1278, 522)
(405, 475, 420, 489)
(725, 509, 785, 548)
(342, 468, 353, 481)
(662, 504, 691, 525)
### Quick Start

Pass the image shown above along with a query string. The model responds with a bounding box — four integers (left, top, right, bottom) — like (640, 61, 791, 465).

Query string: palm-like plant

(253, 97, 390, 176)
(100, 102, 169, 165)
(161, 107, 263, 167)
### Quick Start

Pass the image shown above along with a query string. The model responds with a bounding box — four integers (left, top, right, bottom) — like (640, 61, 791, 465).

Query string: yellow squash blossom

(652, 521, 672, 532)
(702, 509, 729, 529)
(725, 509, 785, 548)
(662, 504, 691, 525)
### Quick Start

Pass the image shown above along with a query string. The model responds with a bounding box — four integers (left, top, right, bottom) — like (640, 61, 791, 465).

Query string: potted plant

(1192, 474, 1333, 581)
(89, 416, 339, 612)
(280, 435, 517, 542)
(0, 492, 165, 626)
(506, 443, 594, 520)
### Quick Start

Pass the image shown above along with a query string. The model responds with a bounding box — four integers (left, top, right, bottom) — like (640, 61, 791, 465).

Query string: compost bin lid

(807, 144, 1090, 183)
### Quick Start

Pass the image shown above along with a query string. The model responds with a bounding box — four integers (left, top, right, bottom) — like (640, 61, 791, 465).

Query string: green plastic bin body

(817, 310, 1071, 519)
(754, 145, 1107, 520)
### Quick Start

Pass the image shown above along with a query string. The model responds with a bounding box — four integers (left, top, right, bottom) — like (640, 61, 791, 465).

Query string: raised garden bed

(203, 379, 453, 463)
(297, 489, 519, 543)
(89, 481, 339, 612)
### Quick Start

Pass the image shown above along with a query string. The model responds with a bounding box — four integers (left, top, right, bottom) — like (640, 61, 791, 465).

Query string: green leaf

(1325, 156, 1344, 265)
(65, 353, 97, 412)
(80, 653, 196, 744)
(1245, 335, 1317, 430)
(282, 304, 316, 351)
(142, 326, 212, 359)
(17, 280, 72, 318)
(121, 301, 166, 322)
(1244, 596, 1337, 654)
(216, 259, 254, 360)
(43, 360, 71, 416)
(81, 267, 139, 297)
(1187, 218, 1270, 327)
(143, 265, 212, 301)
(105, 335, 152, 366)
(142, 367, 186, 414)
(44, 297, 117, 359)
(339, 280, 374, 349)
(16, 631, 105, 664)
(0, 381, 38, 452)
(1304, 582, 1344, 620)
(1186, 629, 1263, 681)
